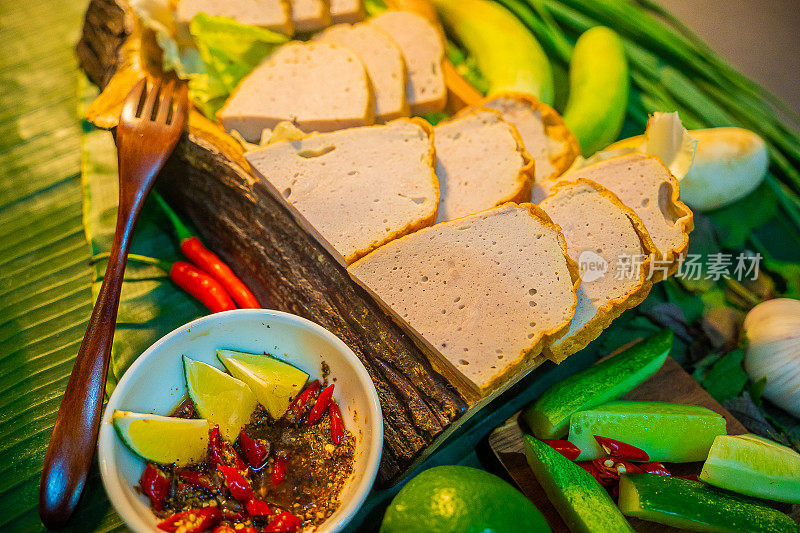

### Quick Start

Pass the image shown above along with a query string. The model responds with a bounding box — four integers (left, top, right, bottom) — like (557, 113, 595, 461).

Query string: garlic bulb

(679, 127, 768, 210)
(743, 298, 800, 418)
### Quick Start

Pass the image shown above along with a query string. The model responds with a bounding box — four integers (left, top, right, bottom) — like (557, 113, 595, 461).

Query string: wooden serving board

(488, 357, 750, 532)
(76, 0, 488, 488)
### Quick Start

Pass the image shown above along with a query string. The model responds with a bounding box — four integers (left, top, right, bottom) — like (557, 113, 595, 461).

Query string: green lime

(183, 356, 257, 442)
(112, 410, 209, 466)
(700, 434, 800, 504)
(380, 465, 550, 533)
(216, 349, 308, 418)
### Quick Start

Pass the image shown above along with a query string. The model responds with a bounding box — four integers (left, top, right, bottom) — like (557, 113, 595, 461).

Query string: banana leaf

(0, 0, 123, 529)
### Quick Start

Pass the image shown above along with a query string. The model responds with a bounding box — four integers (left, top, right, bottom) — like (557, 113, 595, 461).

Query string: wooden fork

(39, 78, 188, 529)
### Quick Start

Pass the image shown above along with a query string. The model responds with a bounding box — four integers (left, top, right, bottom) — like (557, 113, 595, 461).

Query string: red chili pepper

(180, 237, 260, 308)
(245, 498, 273, 516)
(307, 384, 334, 425)
(171, 261, 237, 313)
(212, 527, 237, 533)
(239, 431, 269, 469)
(593, 435, 649, 462)
(541, 439, 581, 461)
(593, 457, 645, 483)
(590, 458, 623, 485)
(208, 426, 223, 467)
(154, 192, 260, 308)
(222, 509, 247, 521)
(218, 465, 254, 501)
(264, 512, 303, 532)
(577, 460, 616, 486)
(240, 528, 258, 533)
(157, 507, 221, 532)
(614, 460, 645, 475)
(289, 379, 320, 418)
(208, 426, 247, 470)
(178, 469, 217, 492)
(271, 451, 290, 487)
(329, 401, 345, 444)
(639, 462, 671, 476)
(139, 463, 169, 511)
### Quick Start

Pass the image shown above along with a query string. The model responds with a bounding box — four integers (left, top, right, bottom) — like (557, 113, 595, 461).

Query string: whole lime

(380, 465, 551, 533)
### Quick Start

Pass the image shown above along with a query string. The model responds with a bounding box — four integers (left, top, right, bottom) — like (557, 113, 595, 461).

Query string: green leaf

(700, 349, 749, 403)
(748, 377, 767, 405)
(706, 171, 778, 249)
(0, 1, 123, 528)
(759, 255, 800, 299)
(662, 279, 704, 323)
(188, 13, 288, 118)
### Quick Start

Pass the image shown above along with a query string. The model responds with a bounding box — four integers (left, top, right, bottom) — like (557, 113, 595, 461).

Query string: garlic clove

(743, 298, 800, 418)
(680, 127, 768, 211)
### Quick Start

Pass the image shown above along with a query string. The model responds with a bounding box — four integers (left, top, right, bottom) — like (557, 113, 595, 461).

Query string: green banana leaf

(0, 0, 123, 529)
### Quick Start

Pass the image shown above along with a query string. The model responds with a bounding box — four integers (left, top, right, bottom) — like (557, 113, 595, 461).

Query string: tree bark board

(76, 0, 469, 486)
(486, 357, 783, 533)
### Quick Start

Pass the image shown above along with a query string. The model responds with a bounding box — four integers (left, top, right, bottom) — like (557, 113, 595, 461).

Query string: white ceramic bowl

(98, 309, 383, 533)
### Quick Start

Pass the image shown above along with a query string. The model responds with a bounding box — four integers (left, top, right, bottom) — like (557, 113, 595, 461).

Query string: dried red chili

(139, 463, 169, 511)
(639, 462, 671, 476)
(178, 469, 217, 492)
(264, 511, 303, 532)
(245, 498, 273, 516)
(289, 379, 320, 419)
(593, 435, 649, 462)
(154, 191, 260, 308)
(217, 465, 254, 501)
(541, 439, 581, 461)
(329, 401, 345, 444)
(307, 384, 334, 425)
(211, 526, 236, 533)
(157, 507, 221, 532)
(271, 452, 290, 487)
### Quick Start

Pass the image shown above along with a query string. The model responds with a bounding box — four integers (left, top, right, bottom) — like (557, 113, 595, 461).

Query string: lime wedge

(217, 349, 308, 418)
(700, 434, 800, 503)
(112, 411, 209, 466)
(183, 356, 258, 441)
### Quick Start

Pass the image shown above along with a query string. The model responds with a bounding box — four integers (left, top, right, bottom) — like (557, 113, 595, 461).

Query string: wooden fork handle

(39, 192, 144, 529)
